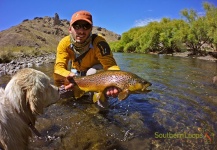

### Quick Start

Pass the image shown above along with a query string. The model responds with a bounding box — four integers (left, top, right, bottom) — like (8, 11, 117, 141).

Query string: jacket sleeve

(54, 36, 71, 77)
(93, 35, 120, 70)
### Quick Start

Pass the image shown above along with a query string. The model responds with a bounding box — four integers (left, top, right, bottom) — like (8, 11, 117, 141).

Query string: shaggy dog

(0, 68, 60, 150)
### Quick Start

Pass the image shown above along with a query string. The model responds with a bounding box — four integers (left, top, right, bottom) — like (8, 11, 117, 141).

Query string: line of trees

(110, 2, 217, 56)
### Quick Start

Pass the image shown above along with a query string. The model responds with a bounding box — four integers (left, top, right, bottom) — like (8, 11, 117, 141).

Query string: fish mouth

(141, 83, 152, 93)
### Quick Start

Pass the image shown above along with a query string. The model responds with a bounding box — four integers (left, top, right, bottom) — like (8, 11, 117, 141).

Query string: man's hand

(58, 72, 77, 99)
(106, 87, 119, 98)
(58, 85, 74, 99)
(64, 72, 76, 90)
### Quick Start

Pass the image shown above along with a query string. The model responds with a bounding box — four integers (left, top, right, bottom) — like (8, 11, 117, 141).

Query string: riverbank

(0, 51, 216, 77)
(173, 51, 217, 61)
(0, 53, 56, 76)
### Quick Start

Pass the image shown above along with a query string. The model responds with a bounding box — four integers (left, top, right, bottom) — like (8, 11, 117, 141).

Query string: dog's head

(5, 68, 60, 116)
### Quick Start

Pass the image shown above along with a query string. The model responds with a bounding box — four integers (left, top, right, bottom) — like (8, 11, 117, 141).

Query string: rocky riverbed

(0, 53, 56, 76)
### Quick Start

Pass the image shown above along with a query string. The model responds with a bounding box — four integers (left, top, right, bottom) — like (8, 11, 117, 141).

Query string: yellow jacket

(54, 34, 120, 78)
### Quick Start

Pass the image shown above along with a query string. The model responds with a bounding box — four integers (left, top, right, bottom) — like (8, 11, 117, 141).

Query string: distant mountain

(0, 13, 121, 52)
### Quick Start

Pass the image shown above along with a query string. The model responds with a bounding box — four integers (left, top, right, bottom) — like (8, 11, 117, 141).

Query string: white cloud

(197, 11, 206, 17)
(134, 18, 161, 27)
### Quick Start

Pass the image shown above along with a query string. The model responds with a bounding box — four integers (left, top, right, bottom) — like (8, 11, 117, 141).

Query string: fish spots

(72, 70, 151, 101)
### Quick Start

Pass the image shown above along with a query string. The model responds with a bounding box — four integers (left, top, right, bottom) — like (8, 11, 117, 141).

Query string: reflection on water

(0, 53, 217, 149)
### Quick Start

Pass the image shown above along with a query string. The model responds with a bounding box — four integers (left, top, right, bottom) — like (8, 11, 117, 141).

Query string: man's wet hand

(58, 85, 74, 99)
(64, 72, 76, 89)
(106, 87, 119, 98)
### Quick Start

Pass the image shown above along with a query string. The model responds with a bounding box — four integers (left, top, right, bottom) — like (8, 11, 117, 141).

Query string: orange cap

(70, 10, 92, 26)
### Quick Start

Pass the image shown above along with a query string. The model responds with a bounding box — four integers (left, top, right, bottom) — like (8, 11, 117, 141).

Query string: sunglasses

(72, 23, 92, 30)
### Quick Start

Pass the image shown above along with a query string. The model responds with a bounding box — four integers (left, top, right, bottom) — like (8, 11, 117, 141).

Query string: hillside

(0, 13, 121, 55)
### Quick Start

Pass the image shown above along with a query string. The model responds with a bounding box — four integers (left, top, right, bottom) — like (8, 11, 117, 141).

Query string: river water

(0, 53, 217, 150)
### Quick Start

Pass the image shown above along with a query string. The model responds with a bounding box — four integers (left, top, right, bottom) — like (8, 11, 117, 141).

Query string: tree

(203, 2, 217, 51)
(139, 22, 162, 53)
(110, 2, 217, 55)
(159, 19, 187, 53)
(181, 8, 210, 55)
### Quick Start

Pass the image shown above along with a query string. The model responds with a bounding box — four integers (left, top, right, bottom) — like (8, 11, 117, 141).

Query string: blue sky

(0, 0, 216, 35)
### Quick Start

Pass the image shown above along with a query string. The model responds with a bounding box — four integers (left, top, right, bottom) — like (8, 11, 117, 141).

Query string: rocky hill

(0, 13, 121, 54)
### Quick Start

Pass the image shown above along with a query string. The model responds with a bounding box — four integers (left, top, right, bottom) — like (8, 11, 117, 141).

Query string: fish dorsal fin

(73, 86, 85, 99)
(118, 89, 130, 100)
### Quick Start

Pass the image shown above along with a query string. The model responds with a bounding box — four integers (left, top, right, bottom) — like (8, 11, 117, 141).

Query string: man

(53, 10, 120, 107)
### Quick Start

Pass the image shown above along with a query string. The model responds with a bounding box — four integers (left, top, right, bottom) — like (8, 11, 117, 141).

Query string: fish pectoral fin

(99, 93, 106, 102)
(93, 92, 106, 103)
(118, 89, 129, 100)
(73, 86, 85, 99)
(93, 92, 101, 103)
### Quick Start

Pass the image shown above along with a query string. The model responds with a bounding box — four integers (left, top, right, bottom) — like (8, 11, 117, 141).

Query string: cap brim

(71, 18, 92, 25)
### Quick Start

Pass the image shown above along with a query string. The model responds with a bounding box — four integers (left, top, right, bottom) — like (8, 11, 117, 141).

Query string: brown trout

(67, 70, 152, 102)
